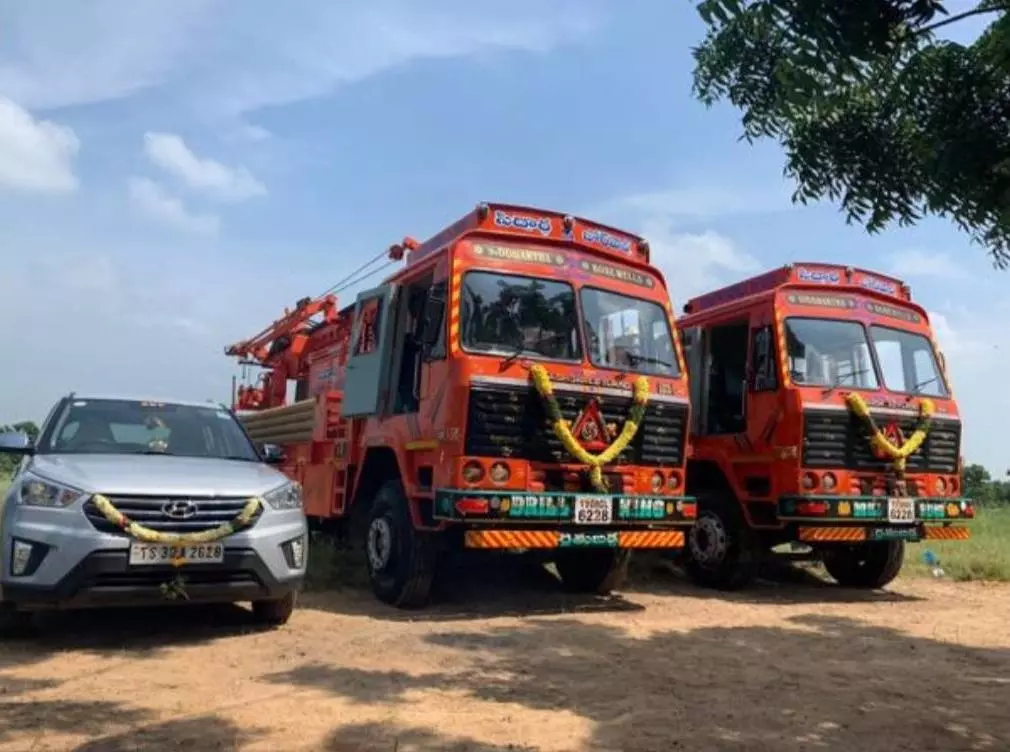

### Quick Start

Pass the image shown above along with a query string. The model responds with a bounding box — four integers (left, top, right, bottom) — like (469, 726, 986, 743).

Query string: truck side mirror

(0, 431, 34, 455)
(259, 443, 285, 465)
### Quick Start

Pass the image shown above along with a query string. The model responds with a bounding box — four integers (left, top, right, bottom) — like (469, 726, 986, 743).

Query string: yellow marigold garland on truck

(529, 364, 649, 491)
(844, 392, 936, 473)
(91, 494, 262, 545)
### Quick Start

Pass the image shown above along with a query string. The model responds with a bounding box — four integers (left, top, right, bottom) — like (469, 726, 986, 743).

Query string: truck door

(342, 283, 398, 417)
(681, 326, 706, 435)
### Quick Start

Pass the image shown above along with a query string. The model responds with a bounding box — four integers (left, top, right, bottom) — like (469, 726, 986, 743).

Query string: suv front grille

(464, 384, 688, 467)
(83, 495, 264, 536)
(802, 409, 960, 474)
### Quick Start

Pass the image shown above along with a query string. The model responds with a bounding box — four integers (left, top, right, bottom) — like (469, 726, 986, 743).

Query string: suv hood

(27, 454, 289, 497)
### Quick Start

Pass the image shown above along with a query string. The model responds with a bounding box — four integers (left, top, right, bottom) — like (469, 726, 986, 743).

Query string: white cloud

(888, 248, 970, 280)
(644, 221, 761, 306)
(0, 96, 79, 193)
(143, 132, 266, 202)
(127, 176, 220, 235)
(0, 1, 600, 118)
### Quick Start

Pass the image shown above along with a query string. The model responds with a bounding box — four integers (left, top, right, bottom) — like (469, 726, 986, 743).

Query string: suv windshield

(581, 288, 679, 376)
(460, 271, 580, 360)
(42, 399, 259, 460)
(870, 325, 949, 397)
(784, 318, 878, 388)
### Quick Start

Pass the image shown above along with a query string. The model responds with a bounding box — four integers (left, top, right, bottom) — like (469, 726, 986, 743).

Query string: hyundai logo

(161, 500, 198, 520)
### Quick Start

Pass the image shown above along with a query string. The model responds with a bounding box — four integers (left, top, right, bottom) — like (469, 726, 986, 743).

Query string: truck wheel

(251, 592, 297, 626)
(823, 541, 905, 589)
(685, 494, 758, 591)
(364, 480, 436, 608)
(554, 549, 631, 594)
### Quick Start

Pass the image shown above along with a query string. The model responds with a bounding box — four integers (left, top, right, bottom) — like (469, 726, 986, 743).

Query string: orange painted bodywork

(227, 202, 693, 545)
(678, 262, 970, 541)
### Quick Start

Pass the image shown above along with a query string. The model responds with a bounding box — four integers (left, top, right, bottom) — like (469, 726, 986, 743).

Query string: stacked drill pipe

(239, 399, 316, 446)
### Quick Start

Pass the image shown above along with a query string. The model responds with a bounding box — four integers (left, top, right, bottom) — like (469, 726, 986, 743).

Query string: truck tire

(554, 549, 631, 594)
(251, 592, 297, 626)
(684, 493, 758, 591)
(823, 541, 905, 589)
(364, 480, 436, 608)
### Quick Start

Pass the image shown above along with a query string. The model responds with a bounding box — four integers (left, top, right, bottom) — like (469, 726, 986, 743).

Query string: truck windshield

(580, 287, 680, 376)
(869, 325, 949, 397)
(42, 399, 260, 460)
(460, 271, 581, 360)
(784, 318, 879, 388)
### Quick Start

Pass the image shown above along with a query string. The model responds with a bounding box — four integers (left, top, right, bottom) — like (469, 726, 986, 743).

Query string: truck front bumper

(777, 495, 973, 544)
(434, 489, 695, 549)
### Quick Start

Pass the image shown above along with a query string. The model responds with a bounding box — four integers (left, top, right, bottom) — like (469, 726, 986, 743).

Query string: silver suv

(0, 394, 308, 633)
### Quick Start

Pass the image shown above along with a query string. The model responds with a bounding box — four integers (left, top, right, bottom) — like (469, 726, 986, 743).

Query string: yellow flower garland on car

(844, 392, 935, 473)
(529, 363, 649, 491)
(91, 494, 262, 545)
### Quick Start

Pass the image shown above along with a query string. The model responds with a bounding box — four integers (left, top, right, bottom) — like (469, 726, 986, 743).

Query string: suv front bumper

(1, 504, 308, 610)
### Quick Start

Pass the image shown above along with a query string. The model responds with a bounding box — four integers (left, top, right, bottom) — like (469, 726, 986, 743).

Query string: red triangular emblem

(571, 399, 609, 452)
(872, 421, 905, 459)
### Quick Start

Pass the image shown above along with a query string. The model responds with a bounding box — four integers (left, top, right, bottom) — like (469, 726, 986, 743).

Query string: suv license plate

(128, 543, 225, 566)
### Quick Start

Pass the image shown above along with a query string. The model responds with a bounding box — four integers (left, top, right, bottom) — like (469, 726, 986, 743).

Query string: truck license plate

(574, 497, 612, 525)
(886, 497, 915, 524)
(128, 543, 225, 566)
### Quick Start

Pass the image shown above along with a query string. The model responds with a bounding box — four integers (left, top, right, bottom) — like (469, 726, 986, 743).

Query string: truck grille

(464, 384, 688, 467)
(802, 409, 960, 474)
(83, 495, 263, 536)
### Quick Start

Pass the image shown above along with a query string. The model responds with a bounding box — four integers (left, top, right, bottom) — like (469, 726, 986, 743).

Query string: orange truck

(676, 263, 974, 590)
(226, 202, 697, 607)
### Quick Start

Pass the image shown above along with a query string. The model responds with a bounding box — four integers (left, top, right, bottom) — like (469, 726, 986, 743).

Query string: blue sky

(0, 0, 1006, 473)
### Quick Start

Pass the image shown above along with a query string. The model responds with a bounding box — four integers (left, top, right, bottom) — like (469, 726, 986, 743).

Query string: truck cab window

(869, 325, 948, 397)
(580, 288, 679, 376)
(784, 318, 878, 389)
(705, 322, 749, 434)
(460, 271, 580, 360)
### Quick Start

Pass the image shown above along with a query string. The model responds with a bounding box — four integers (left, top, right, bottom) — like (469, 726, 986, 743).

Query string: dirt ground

(1, 561, 1008, 752)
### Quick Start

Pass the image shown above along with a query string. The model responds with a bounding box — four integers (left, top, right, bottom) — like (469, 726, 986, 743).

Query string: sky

(0, 1, 1006, 474)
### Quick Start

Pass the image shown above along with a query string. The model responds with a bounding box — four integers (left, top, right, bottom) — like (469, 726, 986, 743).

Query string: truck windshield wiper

(910, 376, 938, 395)
(624, 352, 674, 369)
(821, 367, 871, 397)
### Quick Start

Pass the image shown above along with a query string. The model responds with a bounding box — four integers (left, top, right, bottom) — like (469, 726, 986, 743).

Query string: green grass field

(2, 473, 1007, 583)
(904, 505, 1010, 582)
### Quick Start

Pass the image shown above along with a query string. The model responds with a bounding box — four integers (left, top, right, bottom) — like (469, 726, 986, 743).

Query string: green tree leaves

(692, 0, 1010, 265)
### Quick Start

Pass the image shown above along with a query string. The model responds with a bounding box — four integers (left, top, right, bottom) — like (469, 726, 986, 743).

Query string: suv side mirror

(259, 443, 285, 465)
(0, 431, 34, 455)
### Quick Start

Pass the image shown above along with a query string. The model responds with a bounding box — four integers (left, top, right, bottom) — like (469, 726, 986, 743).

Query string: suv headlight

(262, 481, 303, 511)
(18, 473, 89, 508)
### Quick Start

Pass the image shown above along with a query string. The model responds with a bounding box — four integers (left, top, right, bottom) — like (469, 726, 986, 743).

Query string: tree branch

(918, 3, 1010, 35)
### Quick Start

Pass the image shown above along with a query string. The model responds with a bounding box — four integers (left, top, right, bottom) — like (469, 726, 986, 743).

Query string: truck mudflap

(463, 529, 685, 549)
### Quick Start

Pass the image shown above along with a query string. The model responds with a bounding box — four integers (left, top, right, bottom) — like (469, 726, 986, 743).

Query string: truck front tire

(554, 549, 631, 594)
(364, 480, 436, 608)
(684, 493, 758, 591)
(823, 541, 905, 589)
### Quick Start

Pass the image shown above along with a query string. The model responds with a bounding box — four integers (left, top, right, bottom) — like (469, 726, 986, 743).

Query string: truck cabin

(338, 202, 692, 498)
(679, 262, 964, 512)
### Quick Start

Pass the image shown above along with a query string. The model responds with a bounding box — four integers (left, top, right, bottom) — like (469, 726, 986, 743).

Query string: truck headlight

(18, 473, 89, 508)
(263, 481, 303, 510)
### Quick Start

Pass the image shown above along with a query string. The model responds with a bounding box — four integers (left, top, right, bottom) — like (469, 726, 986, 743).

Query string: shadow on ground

(262, 611, 1010, 751)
